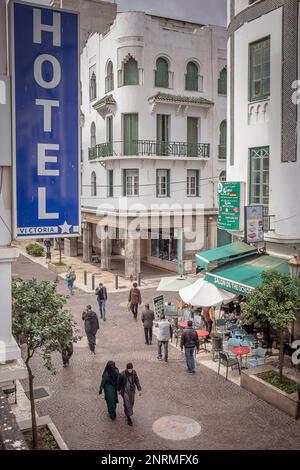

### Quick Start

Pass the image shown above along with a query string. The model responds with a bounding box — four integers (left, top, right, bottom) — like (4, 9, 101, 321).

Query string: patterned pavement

(12, 255, 300, 450)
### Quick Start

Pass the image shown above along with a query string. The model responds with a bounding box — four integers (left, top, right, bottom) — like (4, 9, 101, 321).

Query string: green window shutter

(155, 58, 169, 88)
(219, 120, 227, 159)
(167, 170, 170, 197)
(186, 62, 198, 91)
(122, 169, 127, 196)
(156, 169, 159, 197)
(196, 170, 200, 197)
(218, 67, 227, 95)
(187, 117, 198, 157)
(108, 170, 113, 197)
(124, 114, 138, 155)
(249, 37, 270, 101)
(124, 57, 139, 86)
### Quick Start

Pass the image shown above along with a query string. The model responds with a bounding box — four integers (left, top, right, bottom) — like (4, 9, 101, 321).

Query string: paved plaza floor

(12, 255, 300, 450)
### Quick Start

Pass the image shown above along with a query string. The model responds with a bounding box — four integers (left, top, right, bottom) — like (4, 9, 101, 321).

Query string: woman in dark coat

(117, 363, 142, 426)
(99, 361, 119, 420)
(82, 305, 99, 354)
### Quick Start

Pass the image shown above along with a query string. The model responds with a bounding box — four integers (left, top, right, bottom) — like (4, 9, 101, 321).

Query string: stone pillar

(0, 248, 21, 362)
(208, 216, 218, 249)
(83, 223, 92, 262)
(64, 237, 78, 257)
(101, 235, 111, 270)
(125, 231, 141, 279)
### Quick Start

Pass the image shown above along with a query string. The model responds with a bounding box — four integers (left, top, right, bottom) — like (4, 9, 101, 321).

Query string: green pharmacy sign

(218, 182, 241, 231)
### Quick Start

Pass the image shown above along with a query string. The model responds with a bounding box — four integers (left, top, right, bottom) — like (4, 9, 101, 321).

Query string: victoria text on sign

(12, 2, 79, 239)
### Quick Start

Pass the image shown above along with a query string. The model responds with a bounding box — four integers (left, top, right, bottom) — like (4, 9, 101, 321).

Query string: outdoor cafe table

(196, 330, 209, 338)
(179, 321, 189, 328)
(229, 346, 250, 369)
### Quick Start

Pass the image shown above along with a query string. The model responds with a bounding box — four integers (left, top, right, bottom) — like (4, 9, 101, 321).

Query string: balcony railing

(88, 140, 210, 160)
(218, 145, 227, 159)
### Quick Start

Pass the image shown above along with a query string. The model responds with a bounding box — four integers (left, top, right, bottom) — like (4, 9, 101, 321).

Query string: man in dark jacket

(95, 283, 108, 321)
(180, 320, 200, 373)
(128, 283, 142, 321)
(82, 305, 99, 354)
(141, 303, 155, 345)
(117, 363, 142, 426)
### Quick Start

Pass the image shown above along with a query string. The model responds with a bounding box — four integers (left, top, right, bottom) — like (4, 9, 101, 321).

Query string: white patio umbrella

(157, 275, 196, 292)
(179, 277, 236, 307)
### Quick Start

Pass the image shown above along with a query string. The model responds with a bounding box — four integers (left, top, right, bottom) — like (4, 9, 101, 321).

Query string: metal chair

(246, 347, 267, 368)
(218, 352, 241, 380)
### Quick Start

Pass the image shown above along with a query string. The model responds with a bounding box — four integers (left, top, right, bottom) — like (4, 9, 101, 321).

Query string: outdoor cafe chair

(226, 337, 241, 358)
(246, 347, 267, 368)
(218, 352, 241, 380)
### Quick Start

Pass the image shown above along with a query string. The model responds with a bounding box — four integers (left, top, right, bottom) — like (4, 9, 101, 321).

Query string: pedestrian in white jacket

(156, 313, 173, 362)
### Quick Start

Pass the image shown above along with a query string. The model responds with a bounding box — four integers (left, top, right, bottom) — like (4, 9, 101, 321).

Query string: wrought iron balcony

(88, 140, 210, 160)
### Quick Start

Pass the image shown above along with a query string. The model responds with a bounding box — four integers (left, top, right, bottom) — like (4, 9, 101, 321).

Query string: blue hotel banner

(12, 1, 79, 238)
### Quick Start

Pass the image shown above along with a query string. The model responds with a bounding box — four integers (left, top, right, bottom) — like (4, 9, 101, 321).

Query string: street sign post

(217, 181, 242, 231)
(244, 205, 264, 243)
(11, 1, 79, 239)
(153, 294, 164, 319)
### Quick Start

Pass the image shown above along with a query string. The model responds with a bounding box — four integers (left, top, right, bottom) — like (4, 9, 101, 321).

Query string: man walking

(128, 282, 142, 321)
(118, 363, 142, 426)
(156, 313, 173, 362)
(82, 305, 99, 354)
(141, 303, 155, 345)
(95, 282, 108, 321)
(180, 320, 200, 373)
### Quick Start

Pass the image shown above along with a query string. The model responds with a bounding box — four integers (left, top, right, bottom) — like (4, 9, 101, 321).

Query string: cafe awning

(195, 242, 257, 271)
(205, 254, 290, 296)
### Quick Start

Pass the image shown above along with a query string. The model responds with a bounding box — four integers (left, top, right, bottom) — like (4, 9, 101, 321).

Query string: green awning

(205, 254, 290, 296)
(195, 242, 257, 270)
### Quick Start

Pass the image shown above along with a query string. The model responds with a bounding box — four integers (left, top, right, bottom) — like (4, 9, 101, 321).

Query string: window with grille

(218, 67, 227, 95)
(249, 37, 270, 101)
(107, 170, 113, 197)
(187, 170, 199, 197)
(91, 171, 97, 196)
(124, 57, 139, 86)
(249, 146, 270, 227)
(185, 61, 199, 91)
(155, 57, 169, 88)
(89, 65, 97, 101)
(105, 61, 114, 93)
(219, 120, 227, 159)
(123, 169, 139, 196)
(156, 169, 170, 197)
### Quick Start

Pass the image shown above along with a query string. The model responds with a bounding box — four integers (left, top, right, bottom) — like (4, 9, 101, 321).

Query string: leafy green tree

(12, 278, 80, 449)
(242, 271, 300, 381)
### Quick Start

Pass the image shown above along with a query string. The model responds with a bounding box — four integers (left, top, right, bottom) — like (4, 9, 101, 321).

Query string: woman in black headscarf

(99, 361, 119, 420)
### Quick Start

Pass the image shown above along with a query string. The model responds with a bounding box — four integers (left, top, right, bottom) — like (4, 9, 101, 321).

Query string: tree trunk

(26, 358, 38, 449)
(279, 330, 284, 383)
(57, 239, 62, 264)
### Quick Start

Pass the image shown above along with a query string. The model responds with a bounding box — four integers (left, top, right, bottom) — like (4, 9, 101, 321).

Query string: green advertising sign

(217, 182, 241, 231)
(153, 295, 164, 319)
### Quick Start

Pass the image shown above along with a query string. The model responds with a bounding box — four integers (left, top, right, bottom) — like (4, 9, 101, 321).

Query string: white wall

(227, 6, 300, 241)
(81, 12, 227, 215)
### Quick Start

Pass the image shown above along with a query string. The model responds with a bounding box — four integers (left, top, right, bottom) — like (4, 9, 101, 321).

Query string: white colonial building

(79, 11, 228, 277)
(227, 0, 300, 258)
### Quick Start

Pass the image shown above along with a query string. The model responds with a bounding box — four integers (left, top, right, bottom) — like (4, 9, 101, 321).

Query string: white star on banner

(59, 220, 72, 234)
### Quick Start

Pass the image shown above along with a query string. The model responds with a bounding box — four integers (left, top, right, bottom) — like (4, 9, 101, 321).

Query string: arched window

(91, 171, 97, 196)
(155, 57, 169, 88)
(218, 67, 227, 95)
(219, 170, 226, 181)
(90, 122, 96, 149)
(124, 56, 139, 86)
(89, 65, 97, 101)
(105, 60, 114, 93)
(219, 120, 227, 159)
(185, 61, 198, 91)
